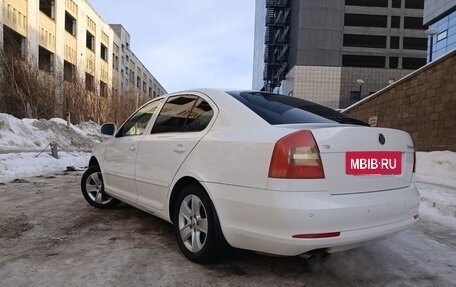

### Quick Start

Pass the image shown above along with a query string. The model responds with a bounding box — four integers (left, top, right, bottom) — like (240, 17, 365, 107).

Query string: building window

(402, 57, 426, 69)
(39, 46, 54, 73)
(113, 54, 119, 70)
(86, 31, 95, 51)
(85, 73, 95, 91)
(149, 87, 153, 98)
(390, 36, 400, 49)
(100, 81, 108, 97)
(389, 57, 399, 68)
(389, 57, 399, 69)
(342, 55, 386, 68)
(391, 16, 400, 28)
(65, 12, 76, 36)
(403, 37, 427, 50)
(404, 0, 424, 9)
(392, 0, 401, 8)
(64, 60, 76, 81)
(121, 69, 124, 77)
(126, 42, 130, 50)
(137, 76, 141, 88)
(437, 30, 447, 42)
(39, 0, 54, 19)
(121, 44, 124, 52)
(404, 17, 425, 30)
(345, 0, 388, 8)
(344, 14, 387, 28)
(349, 91, 361, 105)
(343, 34, 387, 48)
(143, 81, 147, 92)
(3, 26, 26, 59)
(100, 44, 108, 61)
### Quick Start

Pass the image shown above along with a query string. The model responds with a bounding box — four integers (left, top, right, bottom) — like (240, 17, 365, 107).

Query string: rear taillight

(413, 151, 416, 173)
(268, 130, 325, 179)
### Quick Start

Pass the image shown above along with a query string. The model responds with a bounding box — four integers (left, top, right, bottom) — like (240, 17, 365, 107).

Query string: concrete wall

(252, 0, 266, 90)
(339, 66, 414, 108)
(423, 0, 456, 24)
(282, 65, 342, 108)
(290, 0, 345, 67)
(344, 50, 456, 151)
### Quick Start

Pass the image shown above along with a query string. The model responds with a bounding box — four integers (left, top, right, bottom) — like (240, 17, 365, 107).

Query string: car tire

(81, 165, 120, 209)
(173, 184, 228, 264)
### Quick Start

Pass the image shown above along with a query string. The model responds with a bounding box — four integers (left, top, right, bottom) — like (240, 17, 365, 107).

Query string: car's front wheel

(174, 184, 227, 263)
(81, 165, 120, 209)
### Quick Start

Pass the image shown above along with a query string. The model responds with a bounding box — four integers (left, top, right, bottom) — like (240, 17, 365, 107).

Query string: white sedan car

(81, 89, 420, 263)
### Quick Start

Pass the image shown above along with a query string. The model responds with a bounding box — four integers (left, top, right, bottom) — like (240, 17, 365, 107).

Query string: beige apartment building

(0, 0, 166, 116)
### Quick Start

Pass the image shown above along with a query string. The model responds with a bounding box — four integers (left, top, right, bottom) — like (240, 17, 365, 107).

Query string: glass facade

(427, 10, 456, 61)
(252, 0, 266, 90)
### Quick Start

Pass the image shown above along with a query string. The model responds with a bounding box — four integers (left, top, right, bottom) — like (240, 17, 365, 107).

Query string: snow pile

(415, 151, 456, 228)
(415, 151, 456, 188)
(0, 113, 105, 153)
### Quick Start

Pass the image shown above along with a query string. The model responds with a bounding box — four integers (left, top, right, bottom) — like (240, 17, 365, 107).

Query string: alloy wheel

(178, 194, 208, 252)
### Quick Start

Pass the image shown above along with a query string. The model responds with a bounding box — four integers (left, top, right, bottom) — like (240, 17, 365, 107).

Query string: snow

(0, 113, 105, 153)
(0, 113, 102, 183)
(415, 151, 456, 228)
(415, 151, 456, 188)
(0, 113, 455, 228)
(0, 151, 90, 183)
(418, 183, 456, 229)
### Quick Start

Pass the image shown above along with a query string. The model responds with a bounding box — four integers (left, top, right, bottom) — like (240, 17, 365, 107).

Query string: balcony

(85, 49, 95, 76)
(64, 32, 77, 64)
(3, 0, 28, 36)
(65, 0, 78, 18)
(86, 16, 96, 35)
(100, 61, 109, 83)
(39, 12, 56, 53)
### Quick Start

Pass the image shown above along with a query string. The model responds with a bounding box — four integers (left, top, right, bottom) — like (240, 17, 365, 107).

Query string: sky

(89, 0, 256, 93)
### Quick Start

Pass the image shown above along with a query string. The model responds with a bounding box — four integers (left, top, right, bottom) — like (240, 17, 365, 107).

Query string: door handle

(129, 145, 136, 152)
(174, 144, 186, 154)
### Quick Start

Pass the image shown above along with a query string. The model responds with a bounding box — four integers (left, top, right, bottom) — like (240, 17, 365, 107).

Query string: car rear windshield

(227, 91, 368, 126)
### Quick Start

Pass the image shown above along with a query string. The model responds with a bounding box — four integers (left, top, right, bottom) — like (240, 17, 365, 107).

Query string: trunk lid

(311, 126, 414, 194)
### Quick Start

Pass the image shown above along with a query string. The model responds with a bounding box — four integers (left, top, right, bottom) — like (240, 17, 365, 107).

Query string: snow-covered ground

(0, 151, 90, 182)
(0, 113, 104, 153)
(415, 151, 456, 229)
(0, 112, 100, 182)
(0, 113, 455, 228)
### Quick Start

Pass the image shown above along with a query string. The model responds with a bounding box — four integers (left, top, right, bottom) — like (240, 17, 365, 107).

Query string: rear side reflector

(292, 232, 340, 239)
(269, 130, 325, 179)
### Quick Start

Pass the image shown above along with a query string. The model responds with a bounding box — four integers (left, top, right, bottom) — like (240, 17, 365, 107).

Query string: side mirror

(100, 123, 117, 136)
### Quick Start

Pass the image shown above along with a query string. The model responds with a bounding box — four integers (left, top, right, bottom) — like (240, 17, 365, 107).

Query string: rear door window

(183, 98, 214, 132)
(151, 95, 214, 134)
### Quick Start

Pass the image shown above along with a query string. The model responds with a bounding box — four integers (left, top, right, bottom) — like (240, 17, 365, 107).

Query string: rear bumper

(204, 182, 420, 256)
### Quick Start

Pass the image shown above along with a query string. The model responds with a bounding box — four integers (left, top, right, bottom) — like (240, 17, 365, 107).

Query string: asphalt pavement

(0, 172, 455, 287)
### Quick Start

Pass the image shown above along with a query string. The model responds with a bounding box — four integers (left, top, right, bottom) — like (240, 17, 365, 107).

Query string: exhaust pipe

(299, 248, 330, 260)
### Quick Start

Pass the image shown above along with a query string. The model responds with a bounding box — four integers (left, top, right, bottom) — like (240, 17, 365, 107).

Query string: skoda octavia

(81, 89, 420, 263)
